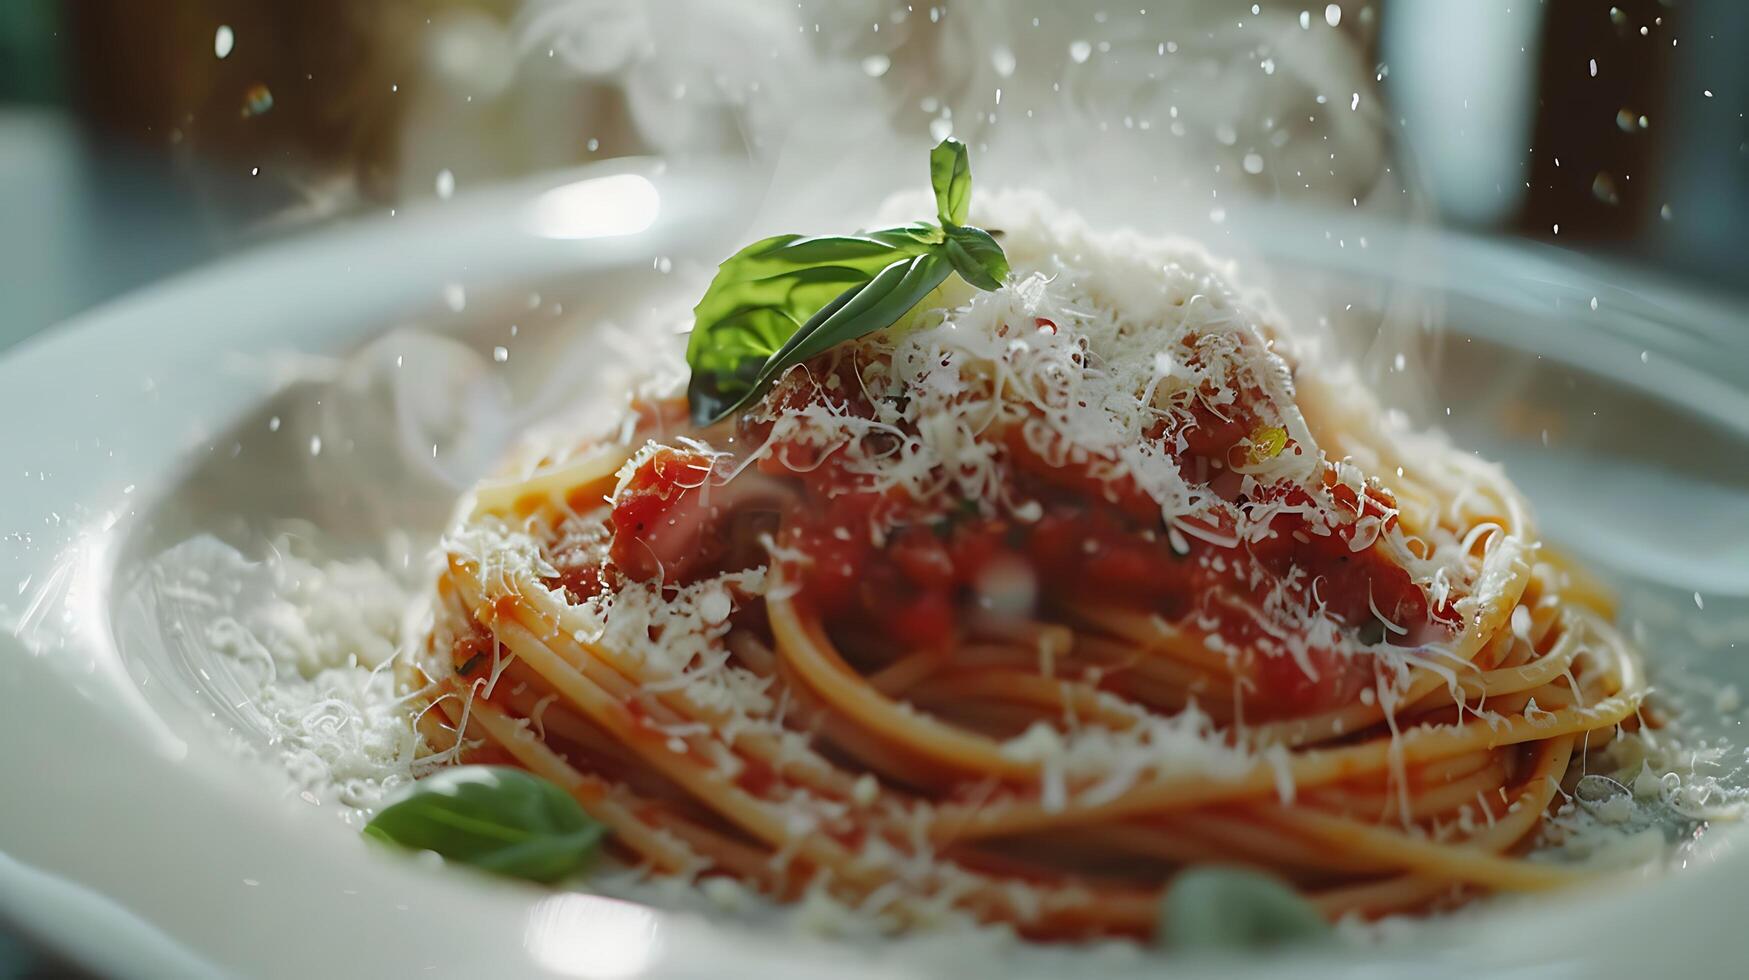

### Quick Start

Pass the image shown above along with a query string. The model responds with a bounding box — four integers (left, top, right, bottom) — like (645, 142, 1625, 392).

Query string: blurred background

(0, 0, 1743, 348)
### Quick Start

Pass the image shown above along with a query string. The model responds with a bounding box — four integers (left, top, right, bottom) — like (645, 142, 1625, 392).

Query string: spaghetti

(410, 194, 1647, 939)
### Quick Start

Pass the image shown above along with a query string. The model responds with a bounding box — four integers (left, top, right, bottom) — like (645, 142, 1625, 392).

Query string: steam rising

(506, 0, 1446, 416)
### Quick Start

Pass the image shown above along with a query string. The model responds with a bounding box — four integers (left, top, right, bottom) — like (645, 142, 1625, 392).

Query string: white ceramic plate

(3, 160, 1748, 979)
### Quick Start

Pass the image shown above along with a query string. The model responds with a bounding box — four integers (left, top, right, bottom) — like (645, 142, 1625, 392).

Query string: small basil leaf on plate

(929, 137, 973, 226)
(363, 766, 606, 884)
(942, 225, 1010, 291)
(1158, 867, 1331, 951)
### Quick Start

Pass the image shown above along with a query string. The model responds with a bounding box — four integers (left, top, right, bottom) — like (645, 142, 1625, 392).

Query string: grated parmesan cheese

(135, 532, 430, 814)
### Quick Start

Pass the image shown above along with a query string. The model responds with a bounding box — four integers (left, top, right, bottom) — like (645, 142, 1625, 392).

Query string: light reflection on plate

(526, 172, 662, 241)
(525, 894, 663, 979)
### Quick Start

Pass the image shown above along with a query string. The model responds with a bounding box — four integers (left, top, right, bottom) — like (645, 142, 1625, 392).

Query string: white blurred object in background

(1382, 0, 1545, 226)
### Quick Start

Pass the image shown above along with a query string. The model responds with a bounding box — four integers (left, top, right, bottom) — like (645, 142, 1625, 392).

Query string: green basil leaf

(685, 232, 933, 424)
(929, 137, 973, 226)
(363, 766, 606, 884)
(684, 308, 786, 424)
(684, 140, 1008, 425)
(1158, 867, 1331, 951)
(693, 253, 954, 424)
(941, 225, 1010, 291)
(867, 221, 945, 250)
(713, 251, 952, 419)
(775, 252, 952, 363)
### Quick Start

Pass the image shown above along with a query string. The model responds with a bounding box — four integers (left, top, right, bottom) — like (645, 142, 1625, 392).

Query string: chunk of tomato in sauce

(608, 447, 722, 582)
